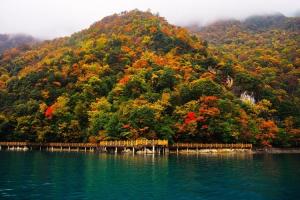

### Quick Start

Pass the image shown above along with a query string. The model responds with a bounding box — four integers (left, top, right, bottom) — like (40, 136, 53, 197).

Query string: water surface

(0, 151, 299, 200)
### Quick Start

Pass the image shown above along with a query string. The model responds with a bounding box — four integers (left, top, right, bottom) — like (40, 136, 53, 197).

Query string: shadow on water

(0, 151, 299, 200)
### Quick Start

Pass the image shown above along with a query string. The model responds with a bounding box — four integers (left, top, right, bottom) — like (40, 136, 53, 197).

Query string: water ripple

(0, 151, 299, 200)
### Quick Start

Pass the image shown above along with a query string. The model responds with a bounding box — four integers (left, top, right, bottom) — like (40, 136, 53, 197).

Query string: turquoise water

(0, 151, 299, 200)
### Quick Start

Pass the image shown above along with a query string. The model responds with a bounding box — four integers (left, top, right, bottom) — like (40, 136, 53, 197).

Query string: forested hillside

(0, 10, 299, 147)
(190, 14, 300, 146)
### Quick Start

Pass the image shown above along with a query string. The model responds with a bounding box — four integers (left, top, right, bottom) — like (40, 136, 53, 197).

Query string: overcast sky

(0, 0, 299, 39)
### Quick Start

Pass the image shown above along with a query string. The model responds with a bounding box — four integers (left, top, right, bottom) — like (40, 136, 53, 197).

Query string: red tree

(45, 106, 54, 119)
(184, 112, 197, 124)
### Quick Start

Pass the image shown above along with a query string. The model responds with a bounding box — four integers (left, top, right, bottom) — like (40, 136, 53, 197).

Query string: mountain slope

(189, 14, 300, 146)
(0, 11, 299, 146)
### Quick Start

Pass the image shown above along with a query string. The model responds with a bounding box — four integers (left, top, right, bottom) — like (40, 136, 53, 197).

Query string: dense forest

(0, 10, 299, 147)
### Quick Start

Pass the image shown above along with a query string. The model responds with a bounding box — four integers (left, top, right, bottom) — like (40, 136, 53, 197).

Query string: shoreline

(252, 148, 300, 154)
(170, 148, 300, 154)
(2, 147, 300, 154)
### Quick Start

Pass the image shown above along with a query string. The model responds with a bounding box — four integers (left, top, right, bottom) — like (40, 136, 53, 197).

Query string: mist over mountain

(188, 13, 299, 32)
(294, 10, 300, 17)
(1, 0, 299, 38)
(187, 14, 300, 45)
(0, 34, 39, 54)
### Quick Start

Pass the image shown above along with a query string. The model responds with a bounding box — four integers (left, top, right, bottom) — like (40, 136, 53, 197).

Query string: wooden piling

(0, 141, 252, 154)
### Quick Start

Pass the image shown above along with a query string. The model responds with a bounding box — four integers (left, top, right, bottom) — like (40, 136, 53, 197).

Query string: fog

(0, 0, 299, 39)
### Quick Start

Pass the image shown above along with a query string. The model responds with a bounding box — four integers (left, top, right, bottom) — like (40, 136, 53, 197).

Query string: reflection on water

(0, 151, 299, 200)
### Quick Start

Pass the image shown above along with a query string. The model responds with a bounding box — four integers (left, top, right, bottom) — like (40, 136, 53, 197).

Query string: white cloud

(0, 0, 299, 39)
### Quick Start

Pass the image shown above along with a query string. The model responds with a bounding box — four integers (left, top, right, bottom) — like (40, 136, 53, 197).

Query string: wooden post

(152, 145, 155, 154)
(61, 146, 63, 151)
(132, 147, 135, 155)
(68, 146, 70, 152)
(176, 147, 179, 154)
(115, 147, 117, 154)
(52, 146, 54, 152)
(85, 147, 87, 152)
(144, 147, 146, 154)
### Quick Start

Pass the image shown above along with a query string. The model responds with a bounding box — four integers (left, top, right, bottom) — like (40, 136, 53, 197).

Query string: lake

(0, 151, 299, 200)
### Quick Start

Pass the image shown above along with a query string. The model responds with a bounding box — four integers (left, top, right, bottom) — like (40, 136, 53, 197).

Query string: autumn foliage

(0, 10, 299, 146)
(45, 106, 54, 119)
(184, 112, 197, 124)
(256, 120, 279, 147)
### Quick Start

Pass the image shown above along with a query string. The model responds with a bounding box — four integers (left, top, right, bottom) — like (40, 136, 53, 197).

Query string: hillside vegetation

(0, 10, 299, 147)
